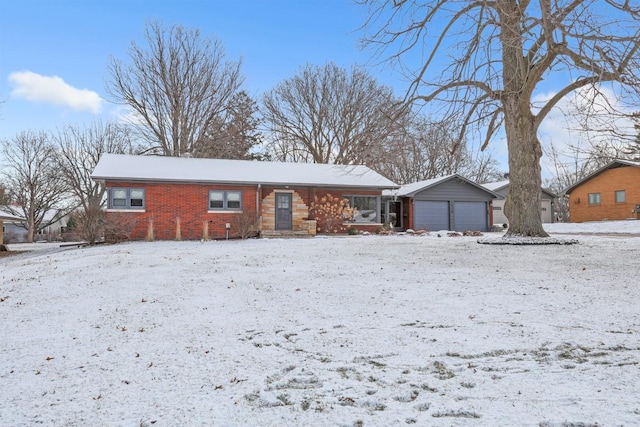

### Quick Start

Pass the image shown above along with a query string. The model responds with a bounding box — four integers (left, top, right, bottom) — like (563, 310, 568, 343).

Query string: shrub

(232, 210, 259, 239)
(69, 202, 104, 244)
(309, 194, 354, 234)
(104, 212, 137, 243)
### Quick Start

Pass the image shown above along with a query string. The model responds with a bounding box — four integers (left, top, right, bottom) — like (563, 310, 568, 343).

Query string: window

(615, 190, 626, 203)
(493, 206, 502, 211)
(588, 193, 601, 206)
(108, 188, 145, 209)
(345, 195, 380, 223)
(209, 190, 242, 210)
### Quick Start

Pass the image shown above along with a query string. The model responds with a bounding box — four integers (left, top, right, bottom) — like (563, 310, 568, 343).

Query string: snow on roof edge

(92, 154, 399, 189)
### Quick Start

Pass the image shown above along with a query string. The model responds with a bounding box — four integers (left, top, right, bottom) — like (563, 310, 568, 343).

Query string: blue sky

(1, 0, 402, 139)
(7, 0, 627, 176)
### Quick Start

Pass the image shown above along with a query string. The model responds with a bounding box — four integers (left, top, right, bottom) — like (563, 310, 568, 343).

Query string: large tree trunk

(503, 99, 548, 237)
(27, 206, 35, 243)
(498, 0, 548, 238)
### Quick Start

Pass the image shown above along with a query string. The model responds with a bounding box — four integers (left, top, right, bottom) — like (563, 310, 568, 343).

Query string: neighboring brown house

(564, 160, 640, 223)
(91, 154, 398, 240)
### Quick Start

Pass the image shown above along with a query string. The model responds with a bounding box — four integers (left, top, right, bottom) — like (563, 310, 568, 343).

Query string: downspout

(256, 183, 261, 237)
(488, 200, 493, 230)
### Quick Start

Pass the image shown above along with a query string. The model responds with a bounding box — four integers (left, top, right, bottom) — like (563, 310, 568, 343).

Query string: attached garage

(453, 201, 489, 232)
(386, 175, 502, 232)
(414, 201, 449, 231)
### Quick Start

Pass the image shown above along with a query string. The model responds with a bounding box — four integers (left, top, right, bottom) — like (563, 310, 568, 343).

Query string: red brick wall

(105, 182, 387, 239)
(402, 198, 413, 230)
(105, 182, 259, 240)
(569, 166, 640, 222)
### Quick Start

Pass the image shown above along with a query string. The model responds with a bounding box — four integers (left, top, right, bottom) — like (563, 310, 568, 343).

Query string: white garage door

(414, 201, 449, 231)
(541, 200, 553, 223)
(453, 201, 487, 232)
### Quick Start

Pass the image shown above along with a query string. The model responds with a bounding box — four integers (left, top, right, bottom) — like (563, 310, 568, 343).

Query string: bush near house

(309, 194, 356, 234)
(104, 213, 137, 244)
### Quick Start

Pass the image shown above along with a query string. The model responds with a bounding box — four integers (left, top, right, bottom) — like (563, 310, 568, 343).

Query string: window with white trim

(615, 190, 626, 203)
(209, 190, 242, 210)
(108, 188, 145, 209)
(588, 193, 601, 205)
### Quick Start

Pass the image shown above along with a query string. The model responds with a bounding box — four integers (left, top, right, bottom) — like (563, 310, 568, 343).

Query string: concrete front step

(260, 230, 314, 238)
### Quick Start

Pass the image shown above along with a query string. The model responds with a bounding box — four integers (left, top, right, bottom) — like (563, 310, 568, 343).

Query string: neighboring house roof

(0, 207, 25, 222)
(0, 207, 66, 225)
(481, 180, 558, 199)
(564, 159, 640, 194)
(92, 154, 399, 189)
(481, 180, 510, 192)
(383, 174, 503, 198)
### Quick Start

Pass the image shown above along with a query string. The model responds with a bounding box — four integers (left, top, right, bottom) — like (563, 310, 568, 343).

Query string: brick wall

(402, 198, 413, 230)
(569, 166, 640, 222)
(105, 182, 387, 240)
(105, 182, 259, 240)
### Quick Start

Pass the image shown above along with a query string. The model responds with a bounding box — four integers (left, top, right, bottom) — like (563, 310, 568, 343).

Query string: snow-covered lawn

(1, 221, 640, 426)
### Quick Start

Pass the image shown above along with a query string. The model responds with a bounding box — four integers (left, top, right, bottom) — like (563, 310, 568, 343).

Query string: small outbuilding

(482, 180, 558, 225)
(384, 174, 502, 232)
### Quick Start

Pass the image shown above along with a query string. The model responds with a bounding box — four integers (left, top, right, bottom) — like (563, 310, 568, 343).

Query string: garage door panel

(453, 201, 487, 232)
(414, 201, 449, 231)
(541, 200, 552, 223)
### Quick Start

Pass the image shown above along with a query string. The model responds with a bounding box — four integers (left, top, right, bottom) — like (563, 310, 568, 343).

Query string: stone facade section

(260, 190, 311, 233)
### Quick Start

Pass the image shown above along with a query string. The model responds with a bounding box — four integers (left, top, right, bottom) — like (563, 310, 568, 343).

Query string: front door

(275, 193, 293, 230)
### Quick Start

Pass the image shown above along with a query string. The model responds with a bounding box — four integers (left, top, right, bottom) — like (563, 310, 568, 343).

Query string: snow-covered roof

(383, 174, 502, 198)
(480, 180, 558, 199)
(92, 154, 399, 189)
(481, 180, 509, 192)
(0, 207, 25, 222)
(564, 159, 640, 194)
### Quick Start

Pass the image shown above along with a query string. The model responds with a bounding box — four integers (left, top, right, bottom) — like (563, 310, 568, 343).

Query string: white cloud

(110, 105, 145, 127)
(8, 70, 103, 113)
(531, 85, 636, 177)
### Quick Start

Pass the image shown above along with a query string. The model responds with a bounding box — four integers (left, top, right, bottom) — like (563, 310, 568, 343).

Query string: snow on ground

(1, 221, 640, 426)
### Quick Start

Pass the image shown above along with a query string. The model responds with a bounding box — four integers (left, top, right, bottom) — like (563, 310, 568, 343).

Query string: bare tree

(262, 62, 404, 165)
(623, 113, 640, 160)
(375, 114, 503, 184)
(193, 91, 265, 159)
(360, 1, 640, 237)
(543, 137, 626, 222)
(52, 121, 135, 243)
(107, 21, 243, 157)
(0, 182, 10, 205)
(1, 131, 70, 242)
(460, 150, 504, 184)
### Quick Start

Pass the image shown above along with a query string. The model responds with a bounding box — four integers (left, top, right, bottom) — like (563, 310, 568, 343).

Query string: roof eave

(563, 160, 640, 194)
(91, 176, 399, 190)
